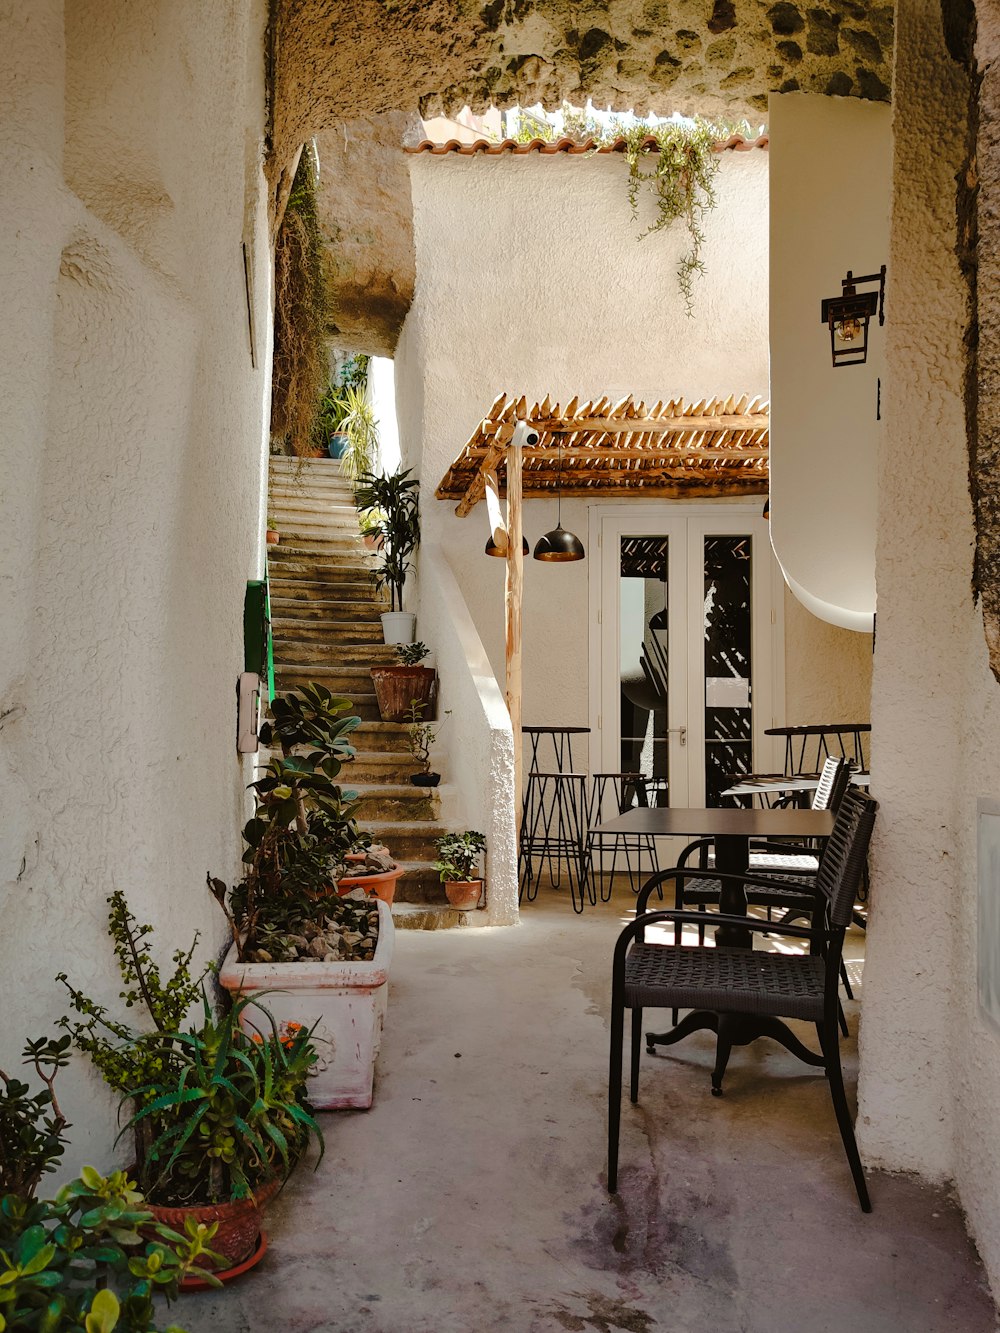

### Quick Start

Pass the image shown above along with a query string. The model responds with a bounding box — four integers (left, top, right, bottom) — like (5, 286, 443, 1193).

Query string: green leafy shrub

(395, 642, 429, 666)
(433, 831, 486, 883)
(0, 1166, 222, 1331)
(0, 1037, 72, 1201)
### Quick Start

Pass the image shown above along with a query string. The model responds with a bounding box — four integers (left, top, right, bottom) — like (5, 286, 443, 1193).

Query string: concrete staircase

(267, 456, 469, 928)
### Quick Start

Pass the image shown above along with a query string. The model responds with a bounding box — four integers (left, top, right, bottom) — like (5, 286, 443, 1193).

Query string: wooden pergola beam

(465, 446, 769, 461)
(537, 413, 766, 433)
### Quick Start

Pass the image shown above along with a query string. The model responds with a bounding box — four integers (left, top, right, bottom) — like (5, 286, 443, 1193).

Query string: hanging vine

(270, 142, 331, 456)
(619, 120, 722, 316)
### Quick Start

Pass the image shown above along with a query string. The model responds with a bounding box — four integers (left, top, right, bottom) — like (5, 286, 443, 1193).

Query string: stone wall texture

(269, 0, 893, 215)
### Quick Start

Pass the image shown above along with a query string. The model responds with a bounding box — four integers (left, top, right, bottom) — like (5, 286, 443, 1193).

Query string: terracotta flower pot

(337, 864, 404, 905)
(369, 665, 437, 722)
(444, 879, 483, 911)
(144, 1175, 280, 1272)
(265, 529, 280, 545)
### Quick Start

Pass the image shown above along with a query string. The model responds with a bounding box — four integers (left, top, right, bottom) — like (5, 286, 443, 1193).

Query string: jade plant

(433, 831, 486, 883)
(395, 642, 429, 667)
(0, 1030, 221, 1329)
(57, 897, 323, 1207)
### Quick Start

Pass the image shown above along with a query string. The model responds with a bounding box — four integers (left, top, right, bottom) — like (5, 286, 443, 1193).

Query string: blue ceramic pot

(328, 432, 349, 460)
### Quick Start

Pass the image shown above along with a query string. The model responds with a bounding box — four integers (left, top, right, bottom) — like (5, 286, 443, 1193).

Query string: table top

(524, 725, 591, 735)
(592, 806, 835, 839)
(722, 772, 870, 797)
(765, 723, 871, 736)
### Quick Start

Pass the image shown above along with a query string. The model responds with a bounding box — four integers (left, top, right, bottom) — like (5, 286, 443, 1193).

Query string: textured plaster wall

(858, 0, 983, 1218)
(0, 1, 272, 1169)
(768, 92, 890, 631)
(782, 587, 872, 722)
(398, 149, 868, 761)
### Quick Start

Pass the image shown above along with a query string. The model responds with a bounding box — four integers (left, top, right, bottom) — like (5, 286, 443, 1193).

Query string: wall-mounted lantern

(820, 265, 886, 367)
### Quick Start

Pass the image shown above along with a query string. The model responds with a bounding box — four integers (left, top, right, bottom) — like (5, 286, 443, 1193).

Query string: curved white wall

(768, 93, 891, 632)
(0, 1, 272, 1170)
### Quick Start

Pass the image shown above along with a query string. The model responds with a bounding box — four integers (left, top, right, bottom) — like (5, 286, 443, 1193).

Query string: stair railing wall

(418, 545, 518, 924)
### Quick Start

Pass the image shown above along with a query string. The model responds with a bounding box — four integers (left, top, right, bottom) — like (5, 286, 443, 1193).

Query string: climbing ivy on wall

(270, 143, 331, 457)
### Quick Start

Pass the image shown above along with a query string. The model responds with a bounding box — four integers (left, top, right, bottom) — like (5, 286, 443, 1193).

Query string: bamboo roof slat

(435, 392, 770, 510)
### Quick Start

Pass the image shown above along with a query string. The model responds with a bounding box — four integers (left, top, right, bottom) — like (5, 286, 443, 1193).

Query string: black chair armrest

(676, 837, 715, 869)
(613, 908, 826, 968)
(635, 867, 822, 914)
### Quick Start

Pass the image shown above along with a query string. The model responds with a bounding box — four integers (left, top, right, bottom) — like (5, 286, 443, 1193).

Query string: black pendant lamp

(533, 444, 585, 562)
(485, 533, 530, 557)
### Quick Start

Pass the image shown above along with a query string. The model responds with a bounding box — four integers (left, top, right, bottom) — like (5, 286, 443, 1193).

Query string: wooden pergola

(434, 393, 770, 818)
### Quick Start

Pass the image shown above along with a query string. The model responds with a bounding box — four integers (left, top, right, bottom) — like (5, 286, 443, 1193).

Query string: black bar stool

(519, 771, 590, 912)
(583, 773, 660, 901)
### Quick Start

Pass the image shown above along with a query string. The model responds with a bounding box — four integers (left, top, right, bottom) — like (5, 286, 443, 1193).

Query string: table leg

(712, 834, 752, 949)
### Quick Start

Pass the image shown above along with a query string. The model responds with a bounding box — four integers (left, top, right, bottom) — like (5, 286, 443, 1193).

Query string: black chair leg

(630, 1007, 642, 1103)
(838, 1000, 849, 1038)
(840, 959, 854, 1000)
(608, 991, 624, 1193)
(711, 1015, 735, 1097)
(821, 1020, 872, 1212)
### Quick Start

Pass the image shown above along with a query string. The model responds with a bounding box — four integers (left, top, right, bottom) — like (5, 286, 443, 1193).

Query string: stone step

(268, 532, 370, 552)
(274, 678, 379, 718)
(270, 570, 386, 597)
(268, 494, 362, 516)
(273, 620, 385, 643)
(268, 561, 384, 585)
(272, 630, 394, 657)
(392, 861, 447, 903)
(342, 751, 422, 780)
(390, 904, 471, 931)
(269, 544, 370, 565)
(276, 631, 397, 658)
(268, 473, 356, 498)
(350, 783, 441, 821)
(271, 640, 393, 667)
(346, 720, 410, 752)
(362, 820, 448, 860)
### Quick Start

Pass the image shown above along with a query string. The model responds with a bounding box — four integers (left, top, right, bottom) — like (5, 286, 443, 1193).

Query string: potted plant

(354, 467, 420, 644)
(265, 514, 280, 545)
(404, 702, 450, 787)
(57, 895, 324, 1278)
(336, 384, 380, 480)
(359, 507, 385, 550)
(433, 831, 487, 911)
(211, 684, 398, 1109)
(370, 641, 437, 723)
(0, 1037, 224, 1323)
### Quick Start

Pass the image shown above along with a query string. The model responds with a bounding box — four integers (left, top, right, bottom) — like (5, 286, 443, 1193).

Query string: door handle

(667, 726, 687, 748)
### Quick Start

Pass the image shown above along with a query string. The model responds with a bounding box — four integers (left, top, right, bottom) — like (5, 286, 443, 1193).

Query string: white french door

(589, 505, 784, 807)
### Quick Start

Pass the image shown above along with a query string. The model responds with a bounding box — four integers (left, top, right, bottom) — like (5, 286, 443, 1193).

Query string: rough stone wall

(0, 0, 272, 1171)
(314, 113, 419, 356)
(269, 0, 892, 213)
(858, 0, 973, 1189)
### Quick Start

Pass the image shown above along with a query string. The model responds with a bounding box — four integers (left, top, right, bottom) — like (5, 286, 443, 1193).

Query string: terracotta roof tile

(406, 133, 768, 156)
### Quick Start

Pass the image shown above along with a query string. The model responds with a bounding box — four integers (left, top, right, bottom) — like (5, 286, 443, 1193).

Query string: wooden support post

(506, 426, 524, 834)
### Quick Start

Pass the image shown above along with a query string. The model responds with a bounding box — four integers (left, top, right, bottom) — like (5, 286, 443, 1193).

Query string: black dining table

(593, 804, 836, 1069)
(592, 805, 834, 947)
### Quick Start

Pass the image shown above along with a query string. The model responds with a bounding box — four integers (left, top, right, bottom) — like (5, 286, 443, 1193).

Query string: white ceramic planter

(380, 611, 416, 644)
(218, 899, 395, 1111)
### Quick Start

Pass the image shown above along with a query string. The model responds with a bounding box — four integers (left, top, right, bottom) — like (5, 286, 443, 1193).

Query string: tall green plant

(336, 386, 380, 480)
(354, 468, 420, 612)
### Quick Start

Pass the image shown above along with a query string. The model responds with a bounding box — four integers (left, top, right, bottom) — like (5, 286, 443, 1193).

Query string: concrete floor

(182, 887, 997, 1333)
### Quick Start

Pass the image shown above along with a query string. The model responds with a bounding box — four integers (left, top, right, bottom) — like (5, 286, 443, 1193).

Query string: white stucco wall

(0, 1, 272, 1169)
(859, 0, 1000, 1292)
(768, 94, 891, 633)
(398, 147, 870, 769)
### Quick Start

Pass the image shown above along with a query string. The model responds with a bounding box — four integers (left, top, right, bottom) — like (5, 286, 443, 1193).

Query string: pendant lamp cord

(557, 443, 562, 527)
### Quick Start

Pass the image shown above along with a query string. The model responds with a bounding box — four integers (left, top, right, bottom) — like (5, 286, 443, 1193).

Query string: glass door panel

(619, 537, 670, 804)
(703, 534, 753, 806)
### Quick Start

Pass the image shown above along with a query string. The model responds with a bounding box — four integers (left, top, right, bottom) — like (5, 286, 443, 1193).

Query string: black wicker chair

(607, 788, 878, 1211)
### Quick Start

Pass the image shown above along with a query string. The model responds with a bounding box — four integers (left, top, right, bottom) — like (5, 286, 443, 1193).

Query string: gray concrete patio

(182, 887, 997, 1332)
